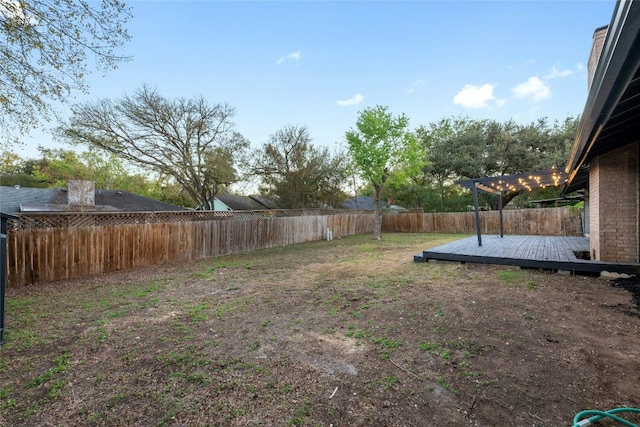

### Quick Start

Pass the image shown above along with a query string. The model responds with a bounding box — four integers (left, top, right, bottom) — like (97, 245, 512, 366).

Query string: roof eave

(564, 0, 640, 187)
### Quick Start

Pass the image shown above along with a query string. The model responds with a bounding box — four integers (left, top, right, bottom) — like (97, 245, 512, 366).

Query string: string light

(459, 168, 568, 194)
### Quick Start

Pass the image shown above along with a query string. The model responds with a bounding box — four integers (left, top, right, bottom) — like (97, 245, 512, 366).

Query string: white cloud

(277, 51, 301, 65)
(512, 76, 551, 101)
(452, 84, 496, 109)
(544, 66, 573, 79)
(336, 93, 364, 106)
(407, 79, 426, 94)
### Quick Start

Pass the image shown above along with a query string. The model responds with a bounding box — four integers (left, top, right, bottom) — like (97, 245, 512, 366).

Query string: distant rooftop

(0, 186, 187, 214)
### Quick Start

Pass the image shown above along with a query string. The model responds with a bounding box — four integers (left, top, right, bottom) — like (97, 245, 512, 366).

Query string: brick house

(563, 0, 640, 263)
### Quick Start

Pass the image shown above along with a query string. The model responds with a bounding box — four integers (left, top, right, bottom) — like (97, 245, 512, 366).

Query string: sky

(15, 0, 616, 159)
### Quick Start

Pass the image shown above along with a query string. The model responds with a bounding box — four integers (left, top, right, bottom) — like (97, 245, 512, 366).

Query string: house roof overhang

(0, 213, 18, 221)
(563, 0, 640, 193)
(456, 168, 567, 195)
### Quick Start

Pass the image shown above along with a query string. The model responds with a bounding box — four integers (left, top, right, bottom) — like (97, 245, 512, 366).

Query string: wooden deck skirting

(414, 235, 640, 275)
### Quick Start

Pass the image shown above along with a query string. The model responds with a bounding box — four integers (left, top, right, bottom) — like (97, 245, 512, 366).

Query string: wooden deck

(414, 235, 640, 275)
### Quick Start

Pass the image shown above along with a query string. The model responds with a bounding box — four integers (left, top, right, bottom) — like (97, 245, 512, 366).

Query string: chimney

(67, 180, 95, 209)
(587, 25, 608, 90)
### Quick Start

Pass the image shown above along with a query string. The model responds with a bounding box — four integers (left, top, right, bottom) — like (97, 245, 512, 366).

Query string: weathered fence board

(5, 208, 579, 287)
(6, 213, 376, 287)
(381, 207, 579, 236)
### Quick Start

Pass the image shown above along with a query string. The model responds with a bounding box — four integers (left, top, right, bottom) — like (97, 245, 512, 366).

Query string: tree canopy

(415, 116, 579, 210)
(0, 147, 193, 205)
(0, 0, 132, 146)
(5, 91, 580, 215)
(59, 85, 249, 209)
(345, 105, 424, 239)
(251, 125, 348, 209)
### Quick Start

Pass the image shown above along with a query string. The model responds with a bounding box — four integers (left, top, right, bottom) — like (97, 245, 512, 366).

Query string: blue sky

(17, 0, 615, 158)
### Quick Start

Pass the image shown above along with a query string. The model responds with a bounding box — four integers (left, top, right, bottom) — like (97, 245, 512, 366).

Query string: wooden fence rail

(6, 207, 580, 287)
(6, 213, 375, 287)
(382, 207, 581, 236)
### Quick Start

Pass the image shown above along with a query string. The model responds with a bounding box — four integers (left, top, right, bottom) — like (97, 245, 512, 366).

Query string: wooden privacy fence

(382, 207, 581, 236)
(6, 212, 374, 287)
(5, 207, 580, 287)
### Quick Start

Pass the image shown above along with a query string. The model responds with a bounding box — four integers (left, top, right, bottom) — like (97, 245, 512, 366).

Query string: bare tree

(252, 125, 347, 209)
(60, 85, 249, 208)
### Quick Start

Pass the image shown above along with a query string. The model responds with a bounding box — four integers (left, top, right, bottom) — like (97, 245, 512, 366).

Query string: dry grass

(1, 233, 639, 427)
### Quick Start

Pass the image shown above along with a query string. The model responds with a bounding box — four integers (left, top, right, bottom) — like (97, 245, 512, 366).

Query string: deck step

(413, 253, 426, 263)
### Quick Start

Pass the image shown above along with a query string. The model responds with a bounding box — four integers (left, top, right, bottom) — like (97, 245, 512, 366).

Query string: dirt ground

(1, 233, 639, 427)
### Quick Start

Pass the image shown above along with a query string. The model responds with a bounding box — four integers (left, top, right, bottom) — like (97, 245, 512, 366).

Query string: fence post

(1, 213, 17, 346)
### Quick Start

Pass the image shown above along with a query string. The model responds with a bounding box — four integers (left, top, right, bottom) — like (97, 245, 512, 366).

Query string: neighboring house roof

(342, 196, 388, 210)
(214, 195, 280, 211)
(249, 195, 280, 210)
(0, 187, 60, 214)
(95, 190, 188, 212)
(564, 0, 640, 193)
(0, 186, 187, 214)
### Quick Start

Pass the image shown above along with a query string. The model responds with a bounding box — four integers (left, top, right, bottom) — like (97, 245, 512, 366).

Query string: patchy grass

(1, 232, 639, 427)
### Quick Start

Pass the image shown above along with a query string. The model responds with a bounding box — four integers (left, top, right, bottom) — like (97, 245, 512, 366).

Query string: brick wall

(589, 159, 600, 259)
(589, 142, 639, 262)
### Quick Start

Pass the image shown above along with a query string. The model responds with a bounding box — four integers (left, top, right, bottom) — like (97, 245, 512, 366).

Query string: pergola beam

(457, 168, 567, 194)
(457, 170, 566, 247)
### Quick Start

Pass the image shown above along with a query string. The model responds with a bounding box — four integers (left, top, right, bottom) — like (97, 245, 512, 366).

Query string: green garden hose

(572, 407, 640, 427)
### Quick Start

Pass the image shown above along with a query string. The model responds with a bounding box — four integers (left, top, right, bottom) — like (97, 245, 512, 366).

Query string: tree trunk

(490, 189, 522, 210)
(373, 184, 382, 240)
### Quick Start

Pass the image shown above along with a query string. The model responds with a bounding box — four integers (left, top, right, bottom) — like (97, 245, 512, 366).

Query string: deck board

(415, 235, 640, 275)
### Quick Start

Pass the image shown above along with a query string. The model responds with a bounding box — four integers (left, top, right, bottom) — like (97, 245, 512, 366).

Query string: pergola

(456, 167, 568, 246)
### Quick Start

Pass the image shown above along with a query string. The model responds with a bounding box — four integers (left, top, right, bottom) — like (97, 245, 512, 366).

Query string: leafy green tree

(536, 116, 580, 169)
(0, 150, 47, 187)
(59, 85, 249, 209)
(0, 150, 24, 175)
(29, 147, 155, 193)
(0, 0, 132, 146)
(149, 176, 193, 207)
(345, 105, 424, 239)
(80, 150, 139, 191)
(0, 147, 194, 205)
(316, 150, 350, 209)
(30, 148, 89, 187)
(417, 116, 579, 210)
(252, 125, 347, 209)
(416, 117, 465, 210)
(0, 173, 47, 188)
(201, 147, 240, 202)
